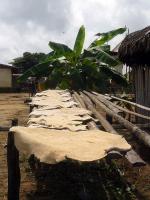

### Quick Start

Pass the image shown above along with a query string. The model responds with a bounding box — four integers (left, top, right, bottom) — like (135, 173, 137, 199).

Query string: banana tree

(18, 26, 127, 91)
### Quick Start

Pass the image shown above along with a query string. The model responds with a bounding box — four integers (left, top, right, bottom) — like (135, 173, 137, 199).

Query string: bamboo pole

(84, 91, 150, 148)
(93, 93, 121, 114)
(110, 123, 150, 129)
(72, 92, 87, 109)
(106, 94, 150, 112)
(72, 92, 98, 130)
(72, 93, 83, 108)
(78, 92, 126, 160)
(79, 92, 117, 134)
(79, 92, 145, 166)
(94, 93, 150, 120)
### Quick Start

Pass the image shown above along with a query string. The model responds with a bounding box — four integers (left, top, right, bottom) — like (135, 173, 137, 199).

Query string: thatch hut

(118, 26, 150, 122)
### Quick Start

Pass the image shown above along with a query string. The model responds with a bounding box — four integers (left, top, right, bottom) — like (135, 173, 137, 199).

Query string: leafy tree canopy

(11, 52, 47, 72)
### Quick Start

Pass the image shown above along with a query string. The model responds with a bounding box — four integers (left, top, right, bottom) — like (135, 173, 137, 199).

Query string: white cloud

(0, 0, 149, 63)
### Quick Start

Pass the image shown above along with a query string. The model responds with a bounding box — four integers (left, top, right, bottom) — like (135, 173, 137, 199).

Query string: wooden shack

(118, 26, 150, 122)
(0, 64, 12, 88)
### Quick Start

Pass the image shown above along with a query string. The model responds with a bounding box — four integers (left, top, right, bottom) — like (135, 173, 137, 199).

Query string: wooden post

(7, 119, 20, 200)
(7, 131, 20, 200)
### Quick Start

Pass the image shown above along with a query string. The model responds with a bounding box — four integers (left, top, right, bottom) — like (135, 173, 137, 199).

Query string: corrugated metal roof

(0, 64, 13, 69)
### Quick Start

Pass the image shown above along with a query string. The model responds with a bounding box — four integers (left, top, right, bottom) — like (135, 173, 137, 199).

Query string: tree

(18, 26, 127, 92)
(11, 52, 47, 73)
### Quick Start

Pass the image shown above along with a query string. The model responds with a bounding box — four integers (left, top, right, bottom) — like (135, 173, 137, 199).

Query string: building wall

(0, 68, 12, 88)
(133, 65, 150, 123)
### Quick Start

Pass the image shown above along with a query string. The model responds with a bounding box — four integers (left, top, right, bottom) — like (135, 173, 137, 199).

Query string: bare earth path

(0, 93, 32, 199)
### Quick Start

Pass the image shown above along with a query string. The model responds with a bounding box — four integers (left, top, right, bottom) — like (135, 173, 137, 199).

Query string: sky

(0, 0, 150, 64)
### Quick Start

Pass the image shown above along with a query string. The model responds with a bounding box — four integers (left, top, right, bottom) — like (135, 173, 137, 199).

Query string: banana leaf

(91, 27, 126, 47)
(100, 45, 110, 52)
(85, 47, 120, 66)
(73, 25, 85, 58)
(100, 65, 128, 86)
(49, 41, 74, 61)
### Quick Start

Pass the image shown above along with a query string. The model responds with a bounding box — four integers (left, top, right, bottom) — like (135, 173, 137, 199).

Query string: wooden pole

(75, 92, 124, 160)
(73, 92, 98, 130)
(107, 94, 150, 112)
(84, 91, 150, 148)
(92, 92, 121, 114)
(94, 93, 150, 120)
(73, 92, 87, 109)
(79, 92, 145, 166)
(110, 123, 150, 129)
(79, 92, 117, 134)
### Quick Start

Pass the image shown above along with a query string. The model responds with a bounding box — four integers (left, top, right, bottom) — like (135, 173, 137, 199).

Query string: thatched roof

(118, 26, 150, 66)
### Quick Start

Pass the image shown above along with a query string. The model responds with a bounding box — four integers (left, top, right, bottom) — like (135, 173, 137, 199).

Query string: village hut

(0, 64, 13, 89)
(118, 26, 150, 122)
(0, 64, 20, 92)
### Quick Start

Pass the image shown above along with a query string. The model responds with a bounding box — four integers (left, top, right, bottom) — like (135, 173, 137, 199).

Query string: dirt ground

(0, 93, 150, 200)
(0, 93, 36, 200)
